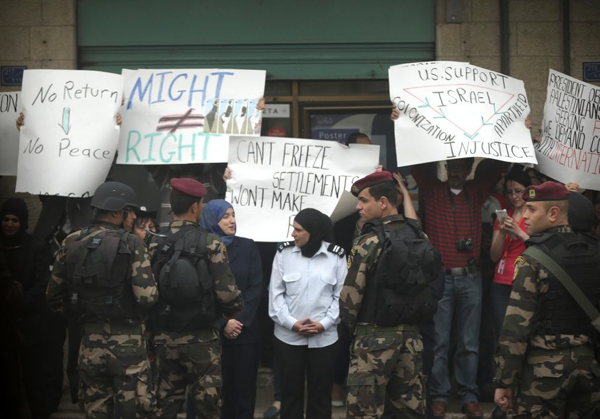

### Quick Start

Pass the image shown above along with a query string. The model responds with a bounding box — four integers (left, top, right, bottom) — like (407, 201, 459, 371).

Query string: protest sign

(535, 70, 600, 190)
(389, 61, 536, 167)
(0, 92, 20, 175)
(16, 70, 123, 196)
(117, 69, 266, 165)
(227, 136, 380, 242)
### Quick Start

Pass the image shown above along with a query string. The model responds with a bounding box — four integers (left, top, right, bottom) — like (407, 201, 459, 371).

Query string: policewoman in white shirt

(269, 208, 348, 419)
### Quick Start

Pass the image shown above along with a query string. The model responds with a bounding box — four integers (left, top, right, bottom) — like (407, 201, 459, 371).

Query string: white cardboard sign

(227, 136, 380, 242)
(536, 69, 600, 190)
(0, 92, 20, 176)
(16, 70, 123, 196)
(389, 61, 536, 167)
(117, 69, 266, 165)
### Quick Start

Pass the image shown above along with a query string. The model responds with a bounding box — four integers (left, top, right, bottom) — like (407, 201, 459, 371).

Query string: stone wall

(436, 0, 600, 132)
(0, 0, 76, 230)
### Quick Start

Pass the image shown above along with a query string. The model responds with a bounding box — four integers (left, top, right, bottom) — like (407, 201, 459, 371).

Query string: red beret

(351, 171, 394, 197)
(170, 178, 207, 198)
(522, 181, 569, 202)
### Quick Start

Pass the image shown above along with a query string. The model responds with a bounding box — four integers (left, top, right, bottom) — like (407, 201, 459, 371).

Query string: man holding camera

(410, 158, 507, 419)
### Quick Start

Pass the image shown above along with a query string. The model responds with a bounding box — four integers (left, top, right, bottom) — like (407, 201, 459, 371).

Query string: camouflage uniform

(47, 221, 158, 419)
(150, 220, 243, 419)
(494, 225, 600, 418)
(340, 215, 426, 418)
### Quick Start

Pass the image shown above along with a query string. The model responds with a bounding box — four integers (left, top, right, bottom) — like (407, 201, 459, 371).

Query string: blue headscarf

(200, 199, 235, 247)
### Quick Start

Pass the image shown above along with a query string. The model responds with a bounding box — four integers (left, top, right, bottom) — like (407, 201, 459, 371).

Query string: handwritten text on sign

(227, 136, 380, 242)
(117, 69, 266, 165)
(535, 70, 600, 190)
(16, 70, 122, 197)
(0, 92, 20, 175)
(389, 61, 536, 167)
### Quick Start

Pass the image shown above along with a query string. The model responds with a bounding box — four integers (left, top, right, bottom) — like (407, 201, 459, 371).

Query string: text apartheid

(0, 92, 20, 176)
(0, 92, 18, 113)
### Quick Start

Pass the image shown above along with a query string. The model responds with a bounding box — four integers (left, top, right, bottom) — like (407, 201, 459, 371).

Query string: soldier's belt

(83, 322, 143, 335)
(355, 323, 419, 337)
(527, 345, 594, 359)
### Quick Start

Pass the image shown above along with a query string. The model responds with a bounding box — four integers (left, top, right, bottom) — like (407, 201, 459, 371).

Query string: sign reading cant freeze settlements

(16, 70, 123, 197)
(535, 70, 600, 190)
(227, 136, 380, 242)
(389, 61, 537, 167)
(117, 68, 266, 165)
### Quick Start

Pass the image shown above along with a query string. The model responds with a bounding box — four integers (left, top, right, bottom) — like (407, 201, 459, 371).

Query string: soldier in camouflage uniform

(46, 181, 158, 419)
(494, 182, 600, 418)
(149, 178, 243, 419)
(340, 172, 427, 418)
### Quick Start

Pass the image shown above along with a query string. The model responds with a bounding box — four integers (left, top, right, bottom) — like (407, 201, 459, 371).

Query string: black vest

(357, 218, 439, 327)
(528, 231, 600, 338)
(65, 228, 141, 325)
(151, 225, 219, 332)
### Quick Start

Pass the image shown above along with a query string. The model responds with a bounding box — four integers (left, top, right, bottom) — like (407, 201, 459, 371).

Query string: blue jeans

(431, 272, 482, 404)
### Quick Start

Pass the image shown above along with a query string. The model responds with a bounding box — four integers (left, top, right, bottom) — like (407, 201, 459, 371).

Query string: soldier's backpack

(65, 228, 141, 324)
(369, 218, 442, 327)
(152, 225, 219, 332)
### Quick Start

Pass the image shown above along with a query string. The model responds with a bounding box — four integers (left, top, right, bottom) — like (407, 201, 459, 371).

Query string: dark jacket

(220, 236, 263, 345)
(1, 231, 51, 341)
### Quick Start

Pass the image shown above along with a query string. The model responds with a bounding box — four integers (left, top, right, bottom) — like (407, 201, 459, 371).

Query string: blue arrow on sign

(58, 107, 71, 135)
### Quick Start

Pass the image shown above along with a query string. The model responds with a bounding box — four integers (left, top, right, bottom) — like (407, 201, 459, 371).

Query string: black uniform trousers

(220, 342, 260, 419)
(274, 338, 338, 419)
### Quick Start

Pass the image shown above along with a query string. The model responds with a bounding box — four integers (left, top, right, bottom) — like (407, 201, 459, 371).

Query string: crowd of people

(1, 106, 600, 419)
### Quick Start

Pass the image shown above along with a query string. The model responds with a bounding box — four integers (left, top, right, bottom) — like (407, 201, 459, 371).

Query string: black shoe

(264, 404, 280, 419)
(491, 406, 507, 419)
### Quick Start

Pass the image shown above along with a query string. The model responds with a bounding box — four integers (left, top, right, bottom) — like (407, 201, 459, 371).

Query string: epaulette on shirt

(278, 241, 294, 252)
(328, 243, 345, 257)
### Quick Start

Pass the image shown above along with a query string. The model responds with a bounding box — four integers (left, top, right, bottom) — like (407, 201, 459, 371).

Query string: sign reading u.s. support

(1, 66, 27, 86)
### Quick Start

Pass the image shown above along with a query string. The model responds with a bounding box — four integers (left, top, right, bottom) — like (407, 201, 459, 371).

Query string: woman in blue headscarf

(199, 199, 263, 419)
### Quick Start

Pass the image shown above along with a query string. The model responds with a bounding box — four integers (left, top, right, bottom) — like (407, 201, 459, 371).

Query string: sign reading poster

(389, 61, 536, 167)
(16, 70, 123, 196)
(227, 136, 379, 242)
(535, 70, 600, 190)
(117, 69, 266, 165)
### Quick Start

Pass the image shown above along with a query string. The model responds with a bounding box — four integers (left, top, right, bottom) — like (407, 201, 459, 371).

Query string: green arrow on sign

(58, 107, 71, 135)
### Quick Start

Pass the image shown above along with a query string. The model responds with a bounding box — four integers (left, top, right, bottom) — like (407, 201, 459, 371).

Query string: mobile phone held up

(495, 209, 508, 224)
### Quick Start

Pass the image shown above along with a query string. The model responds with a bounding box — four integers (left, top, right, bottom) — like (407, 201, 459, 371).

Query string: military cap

(351, 171, 394, 197)
(522, 181, 569, 202)
(170, 178, 207, 198)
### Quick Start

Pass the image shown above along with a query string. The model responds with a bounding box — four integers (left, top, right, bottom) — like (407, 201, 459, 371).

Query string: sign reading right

(536, 69, 600, 190)
(389, 61, 536, 167)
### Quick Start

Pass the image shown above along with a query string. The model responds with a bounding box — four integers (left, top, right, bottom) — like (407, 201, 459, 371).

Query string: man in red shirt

(410, 158, 507, 419)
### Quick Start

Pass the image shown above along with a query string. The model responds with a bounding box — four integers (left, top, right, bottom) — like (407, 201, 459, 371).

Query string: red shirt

(492, 213, 527, 285)
(411, 162, 505, 269)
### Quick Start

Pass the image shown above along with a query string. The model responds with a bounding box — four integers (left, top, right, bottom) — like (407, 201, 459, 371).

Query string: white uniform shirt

(268, 241, 348, 348)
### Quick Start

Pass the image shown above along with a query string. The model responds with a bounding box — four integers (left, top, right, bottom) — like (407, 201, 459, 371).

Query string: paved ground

(51, 370, 500, 418)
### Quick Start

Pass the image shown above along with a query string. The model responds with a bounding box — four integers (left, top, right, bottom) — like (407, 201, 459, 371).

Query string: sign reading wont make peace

(389, 61, 537, 167)
(227, 136, 380, 242)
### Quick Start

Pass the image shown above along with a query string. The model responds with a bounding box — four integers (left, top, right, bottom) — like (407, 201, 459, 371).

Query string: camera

(456, 238, 474, 252)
